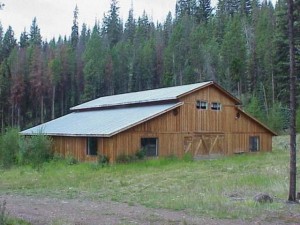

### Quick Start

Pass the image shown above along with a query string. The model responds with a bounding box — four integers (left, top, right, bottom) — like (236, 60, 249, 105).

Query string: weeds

(0, 128, 53, 169)
(0, 136, 299, 219)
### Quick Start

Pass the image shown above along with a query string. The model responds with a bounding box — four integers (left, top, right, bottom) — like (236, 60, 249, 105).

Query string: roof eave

(177, 81, 242, 104)
(237, 108, 277, 136)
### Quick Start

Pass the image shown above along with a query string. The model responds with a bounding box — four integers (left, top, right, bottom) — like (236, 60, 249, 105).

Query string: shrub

(65, 154, 78, 165)
(0, 128, 21, 169)
(20, 134, 53, 169)
(98, 154, 109, 167)
(135, 148, 146, 160)
(116, 154, 137, 164)
(183, 152, 194, 162)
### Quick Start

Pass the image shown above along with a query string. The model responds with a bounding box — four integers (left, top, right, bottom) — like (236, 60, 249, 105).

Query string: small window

(87, 137, 98, 156)
(141, 138, 158, 157)
(196, 100, 208, 110)
(249, 136, 260, 152)
(211, 102, 222, 111)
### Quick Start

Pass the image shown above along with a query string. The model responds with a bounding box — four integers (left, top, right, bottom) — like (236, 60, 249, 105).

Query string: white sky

(0, 0, 276, 41)
(0, 0, 178, 41)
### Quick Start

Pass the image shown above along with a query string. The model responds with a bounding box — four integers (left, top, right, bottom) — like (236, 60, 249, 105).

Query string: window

(196, 100, 208, 110)
(141, 138, 158, 157)
(249, 136, 260, 152)
(87, 137, 98, 156)
(211, 102, 222, 111)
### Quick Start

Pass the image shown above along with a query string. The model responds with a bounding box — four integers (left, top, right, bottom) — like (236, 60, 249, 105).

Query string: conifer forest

(0, 0, 298, 133)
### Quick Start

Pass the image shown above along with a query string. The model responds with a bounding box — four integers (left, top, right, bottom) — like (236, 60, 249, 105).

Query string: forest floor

(1, 194, 299, 225)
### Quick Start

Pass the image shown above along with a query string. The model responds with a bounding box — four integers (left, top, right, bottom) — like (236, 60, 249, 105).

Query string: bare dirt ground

(0, 194, 299, 225)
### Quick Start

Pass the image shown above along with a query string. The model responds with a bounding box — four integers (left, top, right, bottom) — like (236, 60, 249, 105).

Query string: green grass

(0, 135, 299, 219)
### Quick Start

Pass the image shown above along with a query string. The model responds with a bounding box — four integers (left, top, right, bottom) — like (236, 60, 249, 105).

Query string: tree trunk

(52, 86, 56, 120)
(287, 0, 297, 202)
(40, 96, 44, 124)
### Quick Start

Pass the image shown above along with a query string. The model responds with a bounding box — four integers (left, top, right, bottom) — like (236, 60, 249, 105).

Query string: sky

(0, 0, 178, 41)
(0, 0, 277, 41)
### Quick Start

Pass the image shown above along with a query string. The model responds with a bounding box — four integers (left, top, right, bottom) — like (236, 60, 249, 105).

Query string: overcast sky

(0, 0, 179, 41)
(0, 0, 277, 41)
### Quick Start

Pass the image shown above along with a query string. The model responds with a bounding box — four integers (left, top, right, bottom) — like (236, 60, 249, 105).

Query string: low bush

(116, 154, 137, 163)
(0, 128, 21, 169)
(65, 154, 78, 165)
(183, 152, 194, 162)
(98, 154, 109, 167)
(135, 148, 146, 160)
(0, 128, 53, 169)
(21, 134, 53, 169)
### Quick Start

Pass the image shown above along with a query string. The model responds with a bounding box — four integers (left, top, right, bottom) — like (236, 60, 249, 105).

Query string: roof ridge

(71, 81, 213, 111)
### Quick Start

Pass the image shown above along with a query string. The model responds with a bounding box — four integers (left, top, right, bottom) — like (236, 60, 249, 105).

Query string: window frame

(86, 137, 98, 156)
(211, 102, 222, 111)
(249, 136, 260, 152)
(196, 100, 208, 110)
(141, 137, 158, 157)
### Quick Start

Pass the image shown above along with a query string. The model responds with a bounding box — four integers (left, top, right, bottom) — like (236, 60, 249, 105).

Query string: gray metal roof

(71, 81, 212, 111)
(21, 103, 182, 137)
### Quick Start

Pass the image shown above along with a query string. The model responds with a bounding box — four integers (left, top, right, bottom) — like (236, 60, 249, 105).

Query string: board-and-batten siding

(51, 85, 273, 162)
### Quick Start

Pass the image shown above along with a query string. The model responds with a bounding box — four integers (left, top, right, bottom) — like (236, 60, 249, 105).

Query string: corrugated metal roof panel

(71, 81, 212, 111)
(21, 103, 182, 137)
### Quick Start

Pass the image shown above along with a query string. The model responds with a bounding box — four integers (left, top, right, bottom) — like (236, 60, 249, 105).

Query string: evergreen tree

(195, 0, 213, 23)
(29, 17, 42, 46)
(102, 0, 123, 48)
(83, 23, 105, 100)
(20, 30, 29, 48)
(220, 16, 247, 94)
(2, 26, 17, 59)
(71, 5, 79, 50)
(124, 7, 136, 43)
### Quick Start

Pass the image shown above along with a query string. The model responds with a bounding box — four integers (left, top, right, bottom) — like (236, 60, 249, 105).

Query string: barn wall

(51, 85, 274, 162)
(101, 86, 273, 162)
(52, 136, 100, 162)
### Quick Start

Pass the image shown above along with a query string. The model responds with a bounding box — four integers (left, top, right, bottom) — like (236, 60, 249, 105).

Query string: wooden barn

(21, 81, 276, 162)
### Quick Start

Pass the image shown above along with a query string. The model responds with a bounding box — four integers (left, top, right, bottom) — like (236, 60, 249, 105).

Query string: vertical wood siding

(52, 85, 274, 162)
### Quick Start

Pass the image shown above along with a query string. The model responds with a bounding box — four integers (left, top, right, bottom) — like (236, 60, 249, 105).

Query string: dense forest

(0, 0, 298, 133)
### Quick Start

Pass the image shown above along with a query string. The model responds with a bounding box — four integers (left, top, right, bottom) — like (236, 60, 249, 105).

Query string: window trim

(249, 136, 260, 152)
(196, 100, 208, 110)
(211, 102, 222, 111)
(86, 137, 98, 156)
(141, 137, 158, 157)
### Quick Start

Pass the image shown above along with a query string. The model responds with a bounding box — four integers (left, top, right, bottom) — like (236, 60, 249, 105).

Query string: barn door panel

(184, 134, 224, 157)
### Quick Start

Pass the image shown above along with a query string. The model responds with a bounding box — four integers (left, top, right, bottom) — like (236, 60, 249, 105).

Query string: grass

(0, 135, 299, 220)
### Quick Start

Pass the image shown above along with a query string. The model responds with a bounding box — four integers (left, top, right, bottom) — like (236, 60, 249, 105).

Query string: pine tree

(220, 16, 247, 94)
(195, 0, 213, 23)
(83, 23, 105, 100)
(20, 30, 29, 48)
(29, 17, 42, 46)
(2, 26, 17, 59)
(124, 7, 136, 43)
(102, 0, 123, 48)
(71, 5, 79, 50)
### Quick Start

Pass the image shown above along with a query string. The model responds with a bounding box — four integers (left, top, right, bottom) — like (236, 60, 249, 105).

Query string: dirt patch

(0, 194, 298, 225)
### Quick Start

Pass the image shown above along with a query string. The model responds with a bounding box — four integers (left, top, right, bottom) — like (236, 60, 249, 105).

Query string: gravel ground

(0, 194, 299, 225)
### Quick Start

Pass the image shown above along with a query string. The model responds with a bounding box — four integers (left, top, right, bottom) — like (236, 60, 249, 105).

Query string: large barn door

(184, 133, 224, 157)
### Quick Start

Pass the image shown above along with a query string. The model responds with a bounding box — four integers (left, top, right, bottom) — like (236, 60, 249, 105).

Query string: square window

(141, 138, 158, 157)
(196, 100, 208, 110)
(211, 102, 222, 110)
(87, 137, 98, 156)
